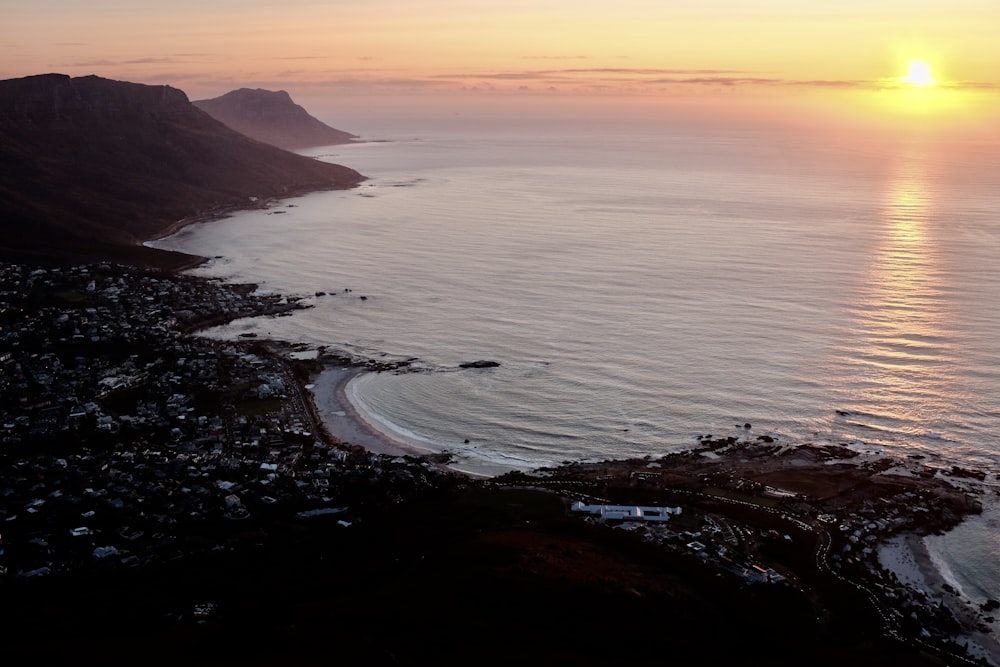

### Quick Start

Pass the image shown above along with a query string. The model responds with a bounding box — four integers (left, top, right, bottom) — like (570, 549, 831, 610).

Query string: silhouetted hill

(0, 74, 364, 269)
(194, 88, 357, 149)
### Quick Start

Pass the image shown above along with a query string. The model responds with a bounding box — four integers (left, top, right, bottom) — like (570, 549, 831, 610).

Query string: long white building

(571, 501, 681, 522)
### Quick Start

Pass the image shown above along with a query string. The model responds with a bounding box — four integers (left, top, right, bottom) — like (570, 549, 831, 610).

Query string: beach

(308, 366, 429, 458)
(308, 365, 499, 479)
(880, 532, 1000, 664)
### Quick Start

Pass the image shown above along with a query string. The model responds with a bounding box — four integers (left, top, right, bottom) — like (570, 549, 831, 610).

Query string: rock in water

(459, 360, 501, 369)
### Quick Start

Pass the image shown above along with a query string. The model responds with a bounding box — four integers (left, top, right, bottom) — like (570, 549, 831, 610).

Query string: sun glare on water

(901, 60, 936, 86)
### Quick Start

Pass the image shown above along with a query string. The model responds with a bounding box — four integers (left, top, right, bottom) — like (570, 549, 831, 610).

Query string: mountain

(194, 88, 357, 150)
(0, 74, 364, 269)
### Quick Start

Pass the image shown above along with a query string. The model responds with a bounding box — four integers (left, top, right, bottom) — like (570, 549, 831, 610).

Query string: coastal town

(0, 262, 456, 579)
(1, 260, 997, 666)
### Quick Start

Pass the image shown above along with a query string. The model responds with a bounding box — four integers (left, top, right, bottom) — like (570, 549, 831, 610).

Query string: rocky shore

(3, 259, 997, 666)
(309, 373, 1000, 664)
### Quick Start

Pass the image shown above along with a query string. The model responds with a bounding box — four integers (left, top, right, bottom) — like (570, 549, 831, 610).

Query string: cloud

(958, 81, 1000, 90)
(434, 67, 751, 78)
(434, 71, 554, 81)
(70, 59, 119, 67)
(668, 77, 781, 86)
(647, 76, 782, 86)
(883, 79, 1000, 91)
(70, 57, 182, 67)
(648, 76, 874, 89)
(246, 76, 445, 90)
(555, 68, 752, 75)
(99, 64, 996, 101)
(426, 68, 911, 92)
(792, 79, 863, 88)
(466, 67, 749, 78)
(123, 57, 178, 65)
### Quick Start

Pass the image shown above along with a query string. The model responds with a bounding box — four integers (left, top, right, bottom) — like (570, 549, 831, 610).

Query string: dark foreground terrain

(1, 484, 954, 667)
(0, 263, 986, 666)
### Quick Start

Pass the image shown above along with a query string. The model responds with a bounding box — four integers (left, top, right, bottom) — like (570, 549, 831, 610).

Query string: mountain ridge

(0, 74, 364, 269)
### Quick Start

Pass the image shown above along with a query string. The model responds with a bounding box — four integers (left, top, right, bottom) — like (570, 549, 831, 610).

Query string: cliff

(194, 88, 357, 149)
(0, 74, 364, 269)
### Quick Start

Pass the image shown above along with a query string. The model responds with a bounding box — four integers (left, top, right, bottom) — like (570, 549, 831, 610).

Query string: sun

(901, 60, 936, 87)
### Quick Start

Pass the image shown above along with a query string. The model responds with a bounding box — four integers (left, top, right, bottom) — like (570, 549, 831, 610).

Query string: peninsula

(0, 74, 364, 269)
(194, 88, 358, 150)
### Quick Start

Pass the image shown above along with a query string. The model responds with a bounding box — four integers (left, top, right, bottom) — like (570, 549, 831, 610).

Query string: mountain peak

(194, 88, 356, 149)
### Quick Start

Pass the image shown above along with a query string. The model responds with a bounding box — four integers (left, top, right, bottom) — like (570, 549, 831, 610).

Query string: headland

(0, 73, 364, 269)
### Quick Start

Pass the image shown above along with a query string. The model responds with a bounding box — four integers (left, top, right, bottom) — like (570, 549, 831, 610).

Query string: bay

(151, 117, 1000, 602)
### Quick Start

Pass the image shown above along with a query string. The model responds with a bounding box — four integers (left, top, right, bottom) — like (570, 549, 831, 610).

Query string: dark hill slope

(194, 88, 356, 149)
(0, 74, 364, 269)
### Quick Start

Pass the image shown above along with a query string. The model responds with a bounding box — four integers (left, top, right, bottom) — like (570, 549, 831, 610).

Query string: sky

(4, 1, 1000, 130)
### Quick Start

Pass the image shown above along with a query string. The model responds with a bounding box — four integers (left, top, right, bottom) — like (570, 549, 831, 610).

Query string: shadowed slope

(0, 74, 364, 269)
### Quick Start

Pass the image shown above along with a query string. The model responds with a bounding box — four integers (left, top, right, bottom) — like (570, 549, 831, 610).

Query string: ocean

(151, 113, 1000, 602)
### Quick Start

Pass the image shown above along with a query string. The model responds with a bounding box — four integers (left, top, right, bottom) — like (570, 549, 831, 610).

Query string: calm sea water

(152, 117, 1000, 600)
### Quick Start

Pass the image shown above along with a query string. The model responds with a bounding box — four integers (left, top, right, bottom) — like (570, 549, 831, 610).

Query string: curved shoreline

(311, 362, 1000, 663)
(309, 367, 430, 458)
(309, 366, 496, 478)
(879, 517, 1000, 663)
(145, 177, 366, 272)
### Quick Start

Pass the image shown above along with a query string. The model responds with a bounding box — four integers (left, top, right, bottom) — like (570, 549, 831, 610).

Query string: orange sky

(4, 1, 999, 130)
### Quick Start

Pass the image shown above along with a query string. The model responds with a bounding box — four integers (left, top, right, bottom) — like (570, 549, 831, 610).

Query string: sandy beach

(308, 364, 499, 478)
(880, 532, 1000, 665)
(308, 366, 432, 458)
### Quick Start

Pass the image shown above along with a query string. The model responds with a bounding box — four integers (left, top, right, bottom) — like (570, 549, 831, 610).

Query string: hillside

(0, 74, 364, 269)
(194, 88, 357, 149)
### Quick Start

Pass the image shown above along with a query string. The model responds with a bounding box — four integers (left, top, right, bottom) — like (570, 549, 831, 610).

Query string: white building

(571, 501, 681, 522)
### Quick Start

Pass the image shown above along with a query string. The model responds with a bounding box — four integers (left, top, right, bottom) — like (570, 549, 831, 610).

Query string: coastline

(307, 365, 492, 479)
(228, 329, 1000, 664)
(145, 179, 367, 272)
(151, 186, 1000, 663)
(880, 524, 1000, 664)
(926, 493, 1000, 665)
(308, 366, 429, 458)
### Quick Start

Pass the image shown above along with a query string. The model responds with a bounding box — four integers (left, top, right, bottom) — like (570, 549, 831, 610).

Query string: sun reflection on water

(850, 147, 956, 430)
